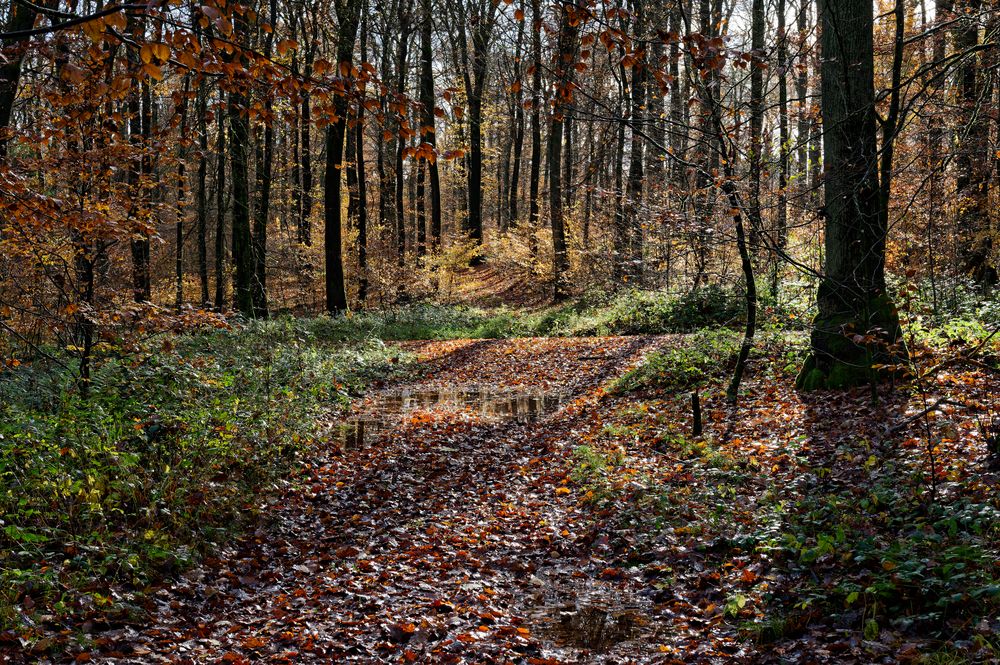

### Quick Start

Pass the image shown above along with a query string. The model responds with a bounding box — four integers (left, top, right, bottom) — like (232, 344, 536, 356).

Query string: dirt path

(89, 336, 678, 663)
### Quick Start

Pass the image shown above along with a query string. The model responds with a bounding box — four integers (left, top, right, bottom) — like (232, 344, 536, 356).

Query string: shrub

(612, 330, 740, 393)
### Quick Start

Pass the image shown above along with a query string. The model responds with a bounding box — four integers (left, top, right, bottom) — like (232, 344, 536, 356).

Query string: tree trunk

(626, 11, 645, 281)
(357, 18, 369, 305)
(0, 0, 35, 157)
(229, 90, 255, 317)
(253, 2, 275, 317)
(394, 9, 411, 267)
(175, 77, 190, 308)
(527, 0, 542, 258)
(613, 74, 628, 283)
(775, 0, 789, 298)
(797, 0, 907, 389)
(795, 0, 810, 184)
(197, 83, 210, 305)
(300, 46, 314, 246)
(325, 0, 363, 313)
(507, 0, 526, 230)
(748, 0, 764, 254)
(419, 0, 442, 248)
(416, 158, 426, 255)
(214, 90, 227, 310)
(128, 20, 153, 305)
(548, 1, 579, 299)
(562, 114, 573, 210)
(955, 0, 995, 283)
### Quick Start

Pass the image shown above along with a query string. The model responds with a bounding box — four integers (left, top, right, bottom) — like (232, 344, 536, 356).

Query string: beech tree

(797, 0, 907, 389)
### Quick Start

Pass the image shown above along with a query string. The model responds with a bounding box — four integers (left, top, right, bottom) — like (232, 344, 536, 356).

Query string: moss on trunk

(797, 292, 907, 390)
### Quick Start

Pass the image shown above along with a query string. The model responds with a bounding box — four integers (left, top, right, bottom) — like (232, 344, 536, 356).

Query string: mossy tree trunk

(797, 0, 907, 390)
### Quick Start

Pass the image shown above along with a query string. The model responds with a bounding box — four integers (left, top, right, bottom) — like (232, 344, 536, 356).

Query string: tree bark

(325, 0, 363, 313)
(548, 1, 579, 299)
(229, 89, 254, 317)
(419, 0, 442, 248)
(954, 0, 995, 283)
(175, 77, 190, 308)
(748, 0, 764, 254)
(394, 6, 411, 267)
(197, 82, 210, 306)
(300, 36, 315, 246)
(507, 0, 526, 231)
(0, 0, 36, 157)
(775, 0, 789, 298)
(527, 0, 543, 258)
(797, 0, 907, 389)
(357, 18, 369, 305)
(214, 89, 227, 310)
(253, 0, 275, 317)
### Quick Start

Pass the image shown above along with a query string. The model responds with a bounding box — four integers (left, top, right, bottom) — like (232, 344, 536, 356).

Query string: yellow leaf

(555, 487, 571, 495)
(142, 63, 163, 80)
(151, 43, 170, 62)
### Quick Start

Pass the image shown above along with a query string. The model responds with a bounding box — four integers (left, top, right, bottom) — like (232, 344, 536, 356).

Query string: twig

(881, 398, 969, 440)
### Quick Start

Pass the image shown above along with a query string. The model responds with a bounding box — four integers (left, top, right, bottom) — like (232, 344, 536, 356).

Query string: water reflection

(334, 387, 566, 449)
(527, 575, 652, 652)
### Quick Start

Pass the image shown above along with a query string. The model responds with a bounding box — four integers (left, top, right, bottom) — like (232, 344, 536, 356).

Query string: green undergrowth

(313, 285, 751, 341)
(569, 332, 1000, 660)
(0, 317, 412, 641)
(611, 329, 742, 393)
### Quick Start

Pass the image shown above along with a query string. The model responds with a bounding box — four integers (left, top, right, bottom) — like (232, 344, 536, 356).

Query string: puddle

(548, 603, 648, 651)
(333, 387, 567, 448)
(527, 575, 652, 652)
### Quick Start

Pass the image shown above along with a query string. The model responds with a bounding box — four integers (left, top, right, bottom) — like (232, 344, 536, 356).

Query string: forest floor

(36, 331, 997, 664)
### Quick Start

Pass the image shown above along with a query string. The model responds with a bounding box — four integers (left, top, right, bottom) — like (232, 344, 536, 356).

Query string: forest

(1, 0, 999, 659)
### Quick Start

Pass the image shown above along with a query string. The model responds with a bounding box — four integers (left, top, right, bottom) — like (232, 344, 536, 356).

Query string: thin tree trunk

(300, 44, 314, 246)
(253, 0, 275, 317)
(357, 18, 370, 305)
(626, 8, 646, 281)
(229, 90, 254, 316)
(748, 0, 764, 254)
(508, 0, 526, 230)
(527, 0, 542, 258)
(394, 8, 412, 267)
(175, 76, 190, 308)
(214, 90, 227, 310)
(419, 0, 442, 247)
(775, 0, 789, 298)
(0, 0, 35, 157)
(325, 0, 363, 313)
(197, 82, 210, 305)
(549, 1, 579, 299)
